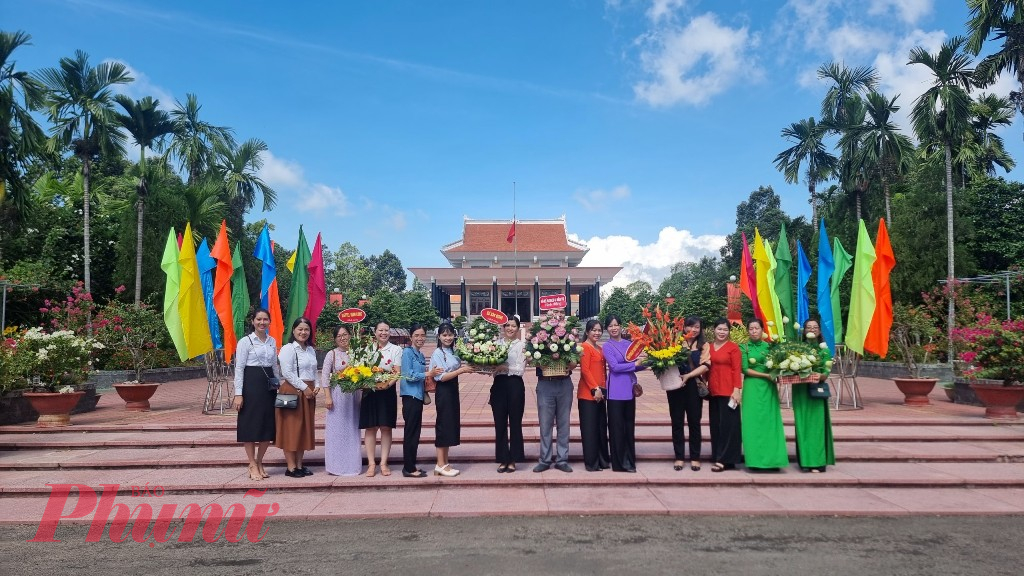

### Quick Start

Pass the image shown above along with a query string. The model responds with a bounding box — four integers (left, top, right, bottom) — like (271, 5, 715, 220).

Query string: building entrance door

(500, 290, 531, 322)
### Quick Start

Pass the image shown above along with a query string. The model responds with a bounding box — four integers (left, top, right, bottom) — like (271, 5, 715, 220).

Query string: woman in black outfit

(232, 308, 278, 482)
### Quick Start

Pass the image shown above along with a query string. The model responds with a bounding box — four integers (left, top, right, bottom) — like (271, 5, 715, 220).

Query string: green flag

(285, 226, 312, 330)
(160, 228, 188, 361)
(830, 236, 853, 345)
(845, 219, 877, 355)
(774, 222, 795, 340)
(231, 243, 250, 340)
(764, 240, 784, 340)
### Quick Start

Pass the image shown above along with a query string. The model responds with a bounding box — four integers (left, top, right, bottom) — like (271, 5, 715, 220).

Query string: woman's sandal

(673, 460, 684, 471)
(691, 462, 702, 471)
(497, 464, 509, 473)
(380, 465, 392, 476)
(365, 463, 377, 477)
(506, 463, 516, 473)
(258, 465, 270, 479)
(247, 464, 263, 481)
(711, 463, 726, 473)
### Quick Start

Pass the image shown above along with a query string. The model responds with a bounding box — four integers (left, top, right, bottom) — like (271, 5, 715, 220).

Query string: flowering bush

(15, 328, 101, 391)
(455, 317, 509, 368)
(626, 305, 685, 376)
(93, 300, 167, 382)
(953, 314, 1024, 385)
(890, 303, 940, 378)
(526, 311, 583, 368)
(328, 325, 400, 392)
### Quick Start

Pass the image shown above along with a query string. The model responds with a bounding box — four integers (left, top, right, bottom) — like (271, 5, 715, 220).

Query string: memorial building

(409, 217, 622, 322)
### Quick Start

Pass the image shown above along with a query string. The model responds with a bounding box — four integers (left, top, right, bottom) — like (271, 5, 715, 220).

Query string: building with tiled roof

(409, 217, 621, 321)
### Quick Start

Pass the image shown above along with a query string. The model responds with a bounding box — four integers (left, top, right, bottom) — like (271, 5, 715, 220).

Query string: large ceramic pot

(969, 382, 1024, 420)
(113, 382, 160, 411)
(892, 377, 938, 406)
(23, 392, 85, 427)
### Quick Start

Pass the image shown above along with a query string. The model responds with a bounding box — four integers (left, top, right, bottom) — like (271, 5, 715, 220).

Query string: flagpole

(513, 181, 518, 318)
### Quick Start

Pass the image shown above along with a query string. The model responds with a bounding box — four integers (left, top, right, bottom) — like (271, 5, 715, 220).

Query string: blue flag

(796, 239, 812, 330)
(253, 224, 276, 308)
(816, 219, 836, 353)
(195, 238, 222, 349)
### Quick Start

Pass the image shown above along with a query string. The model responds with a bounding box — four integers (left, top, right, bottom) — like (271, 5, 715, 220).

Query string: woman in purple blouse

(601, 314, 645, 473)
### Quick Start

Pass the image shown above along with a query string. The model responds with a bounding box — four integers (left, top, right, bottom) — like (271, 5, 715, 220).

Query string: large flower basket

(113, 383, 160, 411)
(892, 377, 937, 407)
(969, 382, 1024, 420)
(539, 359, 569, 377)
(656, 365, 682, 391)
(777, 374, 821, 386)
(23, 392, 84, 427)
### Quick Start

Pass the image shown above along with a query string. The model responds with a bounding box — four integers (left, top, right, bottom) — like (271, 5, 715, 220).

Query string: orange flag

(864, 219, 896, 357)
(210, 221, 237, 362)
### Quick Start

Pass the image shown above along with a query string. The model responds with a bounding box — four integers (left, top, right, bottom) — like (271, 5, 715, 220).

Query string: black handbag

(808, 380, 831, 399)
(274, 394, 299, 409)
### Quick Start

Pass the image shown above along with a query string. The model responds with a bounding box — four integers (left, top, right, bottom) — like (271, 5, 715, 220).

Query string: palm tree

(0, 31, 46, 223)
(773, 117, 837, 227)
(817, 62, 879, 128)
(958, 93, 1016, 179)
(909, 36, 975, 363)
(843, 90, 915, 224)
(168, 93, 235, 185)
(212, 138, 276, 239)
(114, 95, 176, 304)
(834, 94, 872, 221)
(36, 50, 132, 295)
(966, 1, 1024, 133)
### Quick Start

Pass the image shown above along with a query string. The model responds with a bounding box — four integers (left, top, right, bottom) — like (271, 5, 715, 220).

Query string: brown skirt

(275, 381, 316, 451)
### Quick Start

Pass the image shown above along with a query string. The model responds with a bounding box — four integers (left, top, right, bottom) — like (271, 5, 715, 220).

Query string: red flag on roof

(506, 221, 516, 243)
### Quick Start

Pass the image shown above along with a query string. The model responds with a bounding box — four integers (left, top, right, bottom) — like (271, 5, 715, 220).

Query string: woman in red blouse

(707, 318, 743, 472)
(577, 319, 611, 472)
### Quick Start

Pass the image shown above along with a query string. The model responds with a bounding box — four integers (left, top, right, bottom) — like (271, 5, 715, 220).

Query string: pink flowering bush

(953, 314, 1024, 385)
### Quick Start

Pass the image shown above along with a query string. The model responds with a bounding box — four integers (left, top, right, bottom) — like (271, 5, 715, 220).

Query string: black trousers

(490, 375, 526, 463)
(401, 395, 423, 473)
(667, 382, 703, 461)
(577, 398, 610, 470)
(708, 396, 742, 465)
(606, 399, 635, 471)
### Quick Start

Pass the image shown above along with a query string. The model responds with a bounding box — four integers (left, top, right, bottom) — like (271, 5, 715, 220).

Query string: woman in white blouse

(232, 308, 277, 482)
(277, 317, 318, 478)
(491, 315, 527, 473)
(359, 321, 404, 477)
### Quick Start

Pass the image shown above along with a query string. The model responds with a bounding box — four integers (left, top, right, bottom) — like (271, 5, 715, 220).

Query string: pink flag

(303, 233, 327, 334)
(741, 232, 763, 324)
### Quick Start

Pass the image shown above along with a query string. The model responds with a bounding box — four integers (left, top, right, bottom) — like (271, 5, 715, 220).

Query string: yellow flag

(286, 250, 296, 273)
(845, 219, 877, 355)
(178, 223, 213, 359)
(764, 239, 785, 339)
(752, 228, 778, 340)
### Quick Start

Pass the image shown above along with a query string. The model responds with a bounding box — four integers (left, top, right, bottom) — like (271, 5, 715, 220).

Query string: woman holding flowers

(233, 308, 277, 481)
(739, 318, 789, 470)
(277, 317, 318, 478)
(672, 316, 710, 471)
(492, 315, 527, 473)
(319, 324, 363, 476)
(578, 319, 611, 472)
(400, 323, 440, 478)
(603, 314, 642, 473)
(707, 318, 743, 472)
(430, 322, 474, 477)
(359, 321, 403, 477)
(792, 319, 835, 473)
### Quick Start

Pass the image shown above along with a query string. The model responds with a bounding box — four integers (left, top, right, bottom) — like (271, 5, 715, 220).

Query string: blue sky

(6, 0, 1022, 290)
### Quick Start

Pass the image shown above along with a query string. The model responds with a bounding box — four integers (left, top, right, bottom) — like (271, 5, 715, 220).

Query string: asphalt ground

(1, 515, 1021, 576)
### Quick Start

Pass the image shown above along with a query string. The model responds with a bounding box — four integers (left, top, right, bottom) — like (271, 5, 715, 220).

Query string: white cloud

(867, 0, 933, 25)
(647, 0, 687, 23)
(633, 13, 759, 107)
(258, 150, 306, 189)
(873, 28, 947, 135)
(573, 227, 726, 292)
(825, 24, 891, 62)
(573, 184, 632, 211)
(298, 183, 350, 216)
(105, 60, 176, 110)
(389, 210, 408, 231)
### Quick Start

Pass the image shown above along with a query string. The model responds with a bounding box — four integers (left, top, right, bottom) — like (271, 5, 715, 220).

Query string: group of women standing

(234, 308, 835, 479)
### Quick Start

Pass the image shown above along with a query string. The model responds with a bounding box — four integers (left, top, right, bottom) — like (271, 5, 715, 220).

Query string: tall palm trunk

(882, 175, 892, 225)
(81, 156, 92, 294)
(808, 181, 817, 229)
(135, 148, 146, 305)
(944, 143, 955, 363)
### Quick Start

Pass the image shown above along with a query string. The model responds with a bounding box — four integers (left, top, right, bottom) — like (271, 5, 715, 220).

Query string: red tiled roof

(444, 222, 585, 253)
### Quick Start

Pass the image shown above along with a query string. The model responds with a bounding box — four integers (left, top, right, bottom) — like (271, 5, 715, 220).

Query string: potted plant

(889, 304, 939, 406)
(17, 328, 98, 426)
(97, 299, 166, 411)
(954, 314, 1024, 420)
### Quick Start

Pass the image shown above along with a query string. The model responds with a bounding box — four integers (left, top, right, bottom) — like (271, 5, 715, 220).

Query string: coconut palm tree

(0, 31, 46, 222)
(818, 62, 879, 128)
(212, 138, 276, 239)
(909, 36, 976, 362)
(114, 95, 176, 304)
(842, 90, 915, 225)
(967, 1, 1024, 132)
(168, 93, 235, 185)
(36, 50, 132, 295)
(833, 95, 872, 221)
(958, 93, 1016, 179)
(773, 117, 837, 227)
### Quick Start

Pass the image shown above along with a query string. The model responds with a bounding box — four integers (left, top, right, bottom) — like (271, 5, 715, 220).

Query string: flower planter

(112, 383, 160, 411)
(892, 377, 938, 406)
(656, 365, 682, 391)
(942, 386, 956, 402)
(23, 392, 85, 427)
(969, 382, 1024, 420)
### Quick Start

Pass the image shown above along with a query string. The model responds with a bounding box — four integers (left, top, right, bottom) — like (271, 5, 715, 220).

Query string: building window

(469, 290, 490, 315)
(501, 290, 530, 298)
(540, 289, 562, 297)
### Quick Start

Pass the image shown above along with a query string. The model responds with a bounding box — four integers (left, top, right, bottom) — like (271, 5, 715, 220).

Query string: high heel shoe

(434, 464, 460, 477)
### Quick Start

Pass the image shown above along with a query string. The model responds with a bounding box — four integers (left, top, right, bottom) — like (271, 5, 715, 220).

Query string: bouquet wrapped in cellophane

(626, 305, 685, 376)
(328, 325, 401, 393)
(455, 317, 509, 373)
